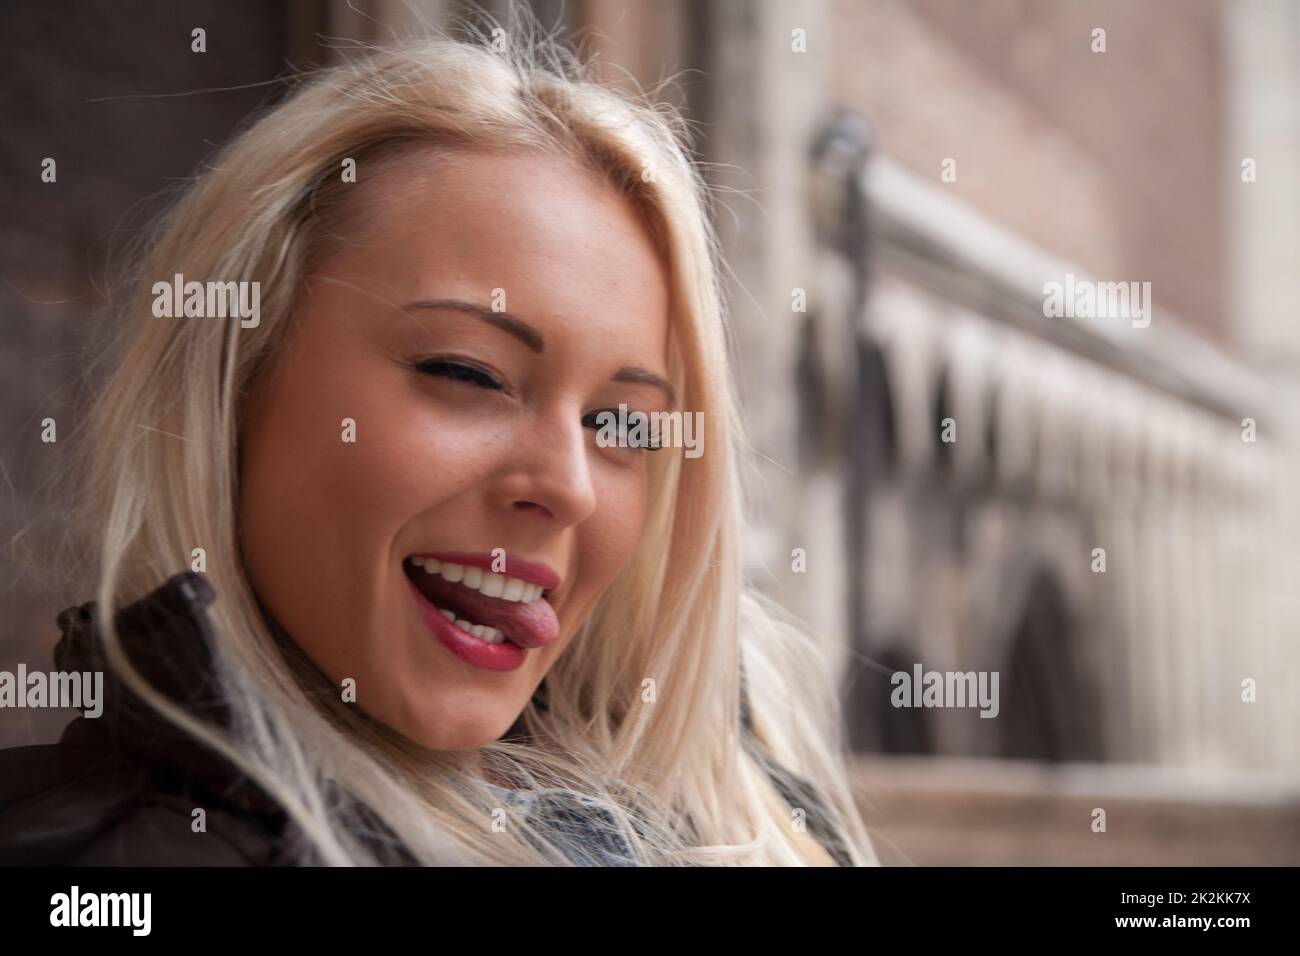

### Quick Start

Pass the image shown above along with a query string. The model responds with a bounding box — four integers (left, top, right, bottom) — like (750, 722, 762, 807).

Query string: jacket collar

(54, 572, 289, 825)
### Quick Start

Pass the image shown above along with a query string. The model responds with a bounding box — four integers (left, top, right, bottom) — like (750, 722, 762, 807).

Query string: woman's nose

(491, 413, 598, 527)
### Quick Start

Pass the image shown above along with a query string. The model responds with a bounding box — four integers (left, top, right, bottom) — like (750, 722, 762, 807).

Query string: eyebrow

(400, 298, 676, 406)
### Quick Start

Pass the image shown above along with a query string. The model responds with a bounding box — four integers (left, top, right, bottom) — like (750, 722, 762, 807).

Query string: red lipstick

(406, 577, 528, 672)
(413, 552, 561, 592)
(403, 552, 563, 673)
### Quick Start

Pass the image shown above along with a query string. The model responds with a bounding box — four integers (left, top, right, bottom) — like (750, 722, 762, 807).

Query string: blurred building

(680, 0, 1300, 861)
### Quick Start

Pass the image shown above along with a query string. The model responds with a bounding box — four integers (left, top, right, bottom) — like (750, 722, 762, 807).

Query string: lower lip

(406, 578, 528, 673)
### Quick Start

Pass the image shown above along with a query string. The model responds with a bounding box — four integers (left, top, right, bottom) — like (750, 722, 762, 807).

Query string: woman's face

(239, 148, 672, 751)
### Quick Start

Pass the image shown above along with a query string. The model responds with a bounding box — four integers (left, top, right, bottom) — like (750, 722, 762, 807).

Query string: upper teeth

(409, 558, 545, 603)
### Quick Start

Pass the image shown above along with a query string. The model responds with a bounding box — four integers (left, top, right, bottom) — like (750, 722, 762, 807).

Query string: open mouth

(403, 555, 560, 650)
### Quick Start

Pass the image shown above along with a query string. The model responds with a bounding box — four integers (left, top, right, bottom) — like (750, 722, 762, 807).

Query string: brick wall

(0, 0, 290, 746)
(830, 0, 1227, 343)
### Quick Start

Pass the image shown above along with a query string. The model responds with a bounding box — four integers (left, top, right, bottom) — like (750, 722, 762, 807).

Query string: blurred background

(2, 0, 1298, 863)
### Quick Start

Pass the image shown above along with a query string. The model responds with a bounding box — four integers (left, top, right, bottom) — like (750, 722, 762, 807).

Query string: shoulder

(0, 741, 282, 866)
(742, 738, 858, 867)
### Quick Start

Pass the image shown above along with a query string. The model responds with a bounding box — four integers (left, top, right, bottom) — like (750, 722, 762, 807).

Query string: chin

(395, 707, 519, 752)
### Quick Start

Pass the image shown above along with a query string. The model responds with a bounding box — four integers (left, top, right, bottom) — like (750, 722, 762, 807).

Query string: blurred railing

(829, 145, 1299, 774)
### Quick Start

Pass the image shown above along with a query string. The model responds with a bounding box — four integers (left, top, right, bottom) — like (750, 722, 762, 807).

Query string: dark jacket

(0, 572, 853, 866)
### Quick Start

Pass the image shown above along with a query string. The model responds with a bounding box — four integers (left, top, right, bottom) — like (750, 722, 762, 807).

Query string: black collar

(55, 572, 289, 825)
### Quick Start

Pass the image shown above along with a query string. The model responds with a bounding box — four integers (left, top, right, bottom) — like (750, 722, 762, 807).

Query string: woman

(0, 24, 875, 866)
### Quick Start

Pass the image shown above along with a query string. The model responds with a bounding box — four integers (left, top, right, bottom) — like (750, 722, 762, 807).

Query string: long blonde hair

(66, 14, 876, 866)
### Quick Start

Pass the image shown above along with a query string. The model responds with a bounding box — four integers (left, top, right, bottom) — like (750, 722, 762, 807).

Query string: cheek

(540, 468, 647, 665)
(580, 466, 650, 593)
(237, 354, 449, 649)
(240, 372, 408, 565)
(242, 369, 479, 556)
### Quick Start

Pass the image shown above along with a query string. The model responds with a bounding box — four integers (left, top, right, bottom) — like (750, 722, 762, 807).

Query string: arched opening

(998, 569, 1104, 761)
(933, 366, 955, 475)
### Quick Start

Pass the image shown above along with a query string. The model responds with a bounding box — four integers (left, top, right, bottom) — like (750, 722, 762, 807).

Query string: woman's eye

(414, 358, 504, 391)
(582, 409, 664, 451)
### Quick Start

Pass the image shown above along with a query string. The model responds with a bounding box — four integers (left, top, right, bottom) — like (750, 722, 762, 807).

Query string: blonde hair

(64, 13, 877, 866)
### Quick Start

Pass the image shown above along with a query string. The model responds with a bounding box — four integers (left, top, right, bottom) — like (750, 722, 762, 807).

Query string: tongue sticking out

(404, 562, 560, 650)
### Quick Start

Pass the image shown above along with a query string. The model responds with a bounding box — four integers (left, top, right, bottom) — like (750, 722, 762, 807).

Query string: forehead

(323, 147, 672, 354)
